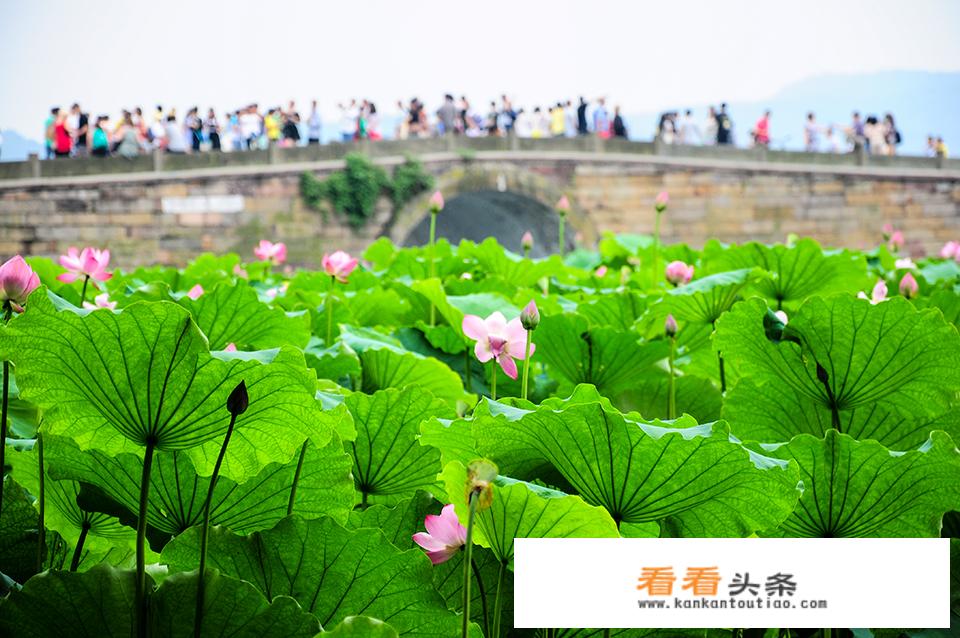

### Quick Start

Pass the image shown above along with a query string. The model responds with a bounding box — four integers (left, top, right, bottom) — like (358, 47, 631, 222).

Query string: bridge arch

(388, 162, 598, 255)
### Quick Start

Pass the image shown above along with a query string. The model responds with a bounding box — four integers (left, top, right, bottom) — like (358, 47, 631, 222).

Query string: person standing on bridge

(752, 110, 771, 147)
(612, 106, 628, 138)
(307, 100, 322, 145)
(53, 110, 73, 158)
(803, 112, 820, 152)
(678, 110, 701, 145)
(437, 94, 457, 136)
(576, 97, 589, 136)
(715, 103, 733, 145)
(702, 106, 717, 146)
(593, 98, 610, 138)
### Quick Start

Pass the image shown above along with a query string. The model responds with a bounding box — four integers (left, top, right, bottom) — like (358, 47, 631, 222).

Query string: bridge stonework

(1, 138, 958, 266)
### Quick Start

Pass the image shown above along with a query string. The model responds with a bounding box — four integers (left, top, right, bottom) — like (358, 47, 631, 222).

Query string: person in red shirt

(753, 110, 771, 147)
(53, 110, 73, 158)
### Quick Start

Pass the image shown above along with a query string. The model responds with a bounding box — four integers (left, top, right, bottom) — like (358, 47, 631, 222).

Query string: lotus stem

(0, 304, 10, 520)
(69, 521, 90, 572)
(603, 629, 611, 638)
(492, 559, 507, 638)
(521, 330, 532, 401)
(429, 211, 437, 326)
(287, 440, 309, 516)
(463, 348, 472, 393)
(667, 337, 676, 419)
(80, 275, 89, 307)
(490, 363, 497, 402)
(653, 210, 662, 287)
(461, 492, 479, 638)
(557, 215, 565, 258)
(194, 407, 240, 638)
(36, 429, 45, 573)
(135, 437, 157, 638)
(470, 558, 490, 638)
(325, 275, 336, 345)
(713, 321, 726, 393)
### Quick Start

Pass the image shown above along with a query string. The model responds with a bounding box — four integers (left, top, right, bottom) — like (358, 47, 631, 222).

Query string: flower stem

(603, 629, 611, 638)
(194, 410, 239, 638)
(135, 438, 157, 638)
(0, 360, 9, 523)
(463, 348, 472, 393)
(80, 275, 89, 307)
(492, 560, 507, 638)
(69, 521, 90, 572)
(287, 440, 309, 516)
(325, 276, 336, 345)
(36, 429, 46, 574)
(470, 558, 490, 638)
(461, 493, 479, 638)
(652, 210, 662, 288)
(557, 215, 565, 258)
(490, 363, 497, 402)
(521, 330, 532, 401)
(713, 321, 726, 393)
(667, 337, 676, 419)
(429, 211, 437, 326)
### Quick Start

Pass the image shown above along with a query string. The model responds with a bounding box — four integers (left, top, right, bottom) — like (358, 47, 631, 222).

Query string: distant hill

(2, 71, 956, 161)
(622, 70, 960, 155)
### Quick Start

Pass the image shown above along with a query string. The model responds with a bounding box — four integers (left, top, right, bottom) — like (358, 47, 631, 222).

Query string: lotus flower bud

(429, 190, 444, 214)
(654, 191, 669, 213)
(595, 265, 608, 278)
(898, 272, 918, 299)
(556, 195, 570, 217)
(665, 260, 694, 286)
(940, 241, 960, 260)
(226, 380, 249, 416)
(520, 300, 540, 331)
(521, 231, 534, 251)
(664, 314, 678, 338)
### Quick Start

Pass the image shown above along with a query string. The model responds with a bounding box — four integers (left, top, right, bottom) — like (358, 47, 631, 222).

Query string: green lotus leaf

(657, 268, 756, 324)
(346, 388, 452, 502)
(441, 461, 621, 566)
(42, 433, 353, 548)
(764, 431, 960, 537)
(161, 515, 463, 637)
(716, 295, 960, 441)
(468, 388, 799, 536)
(535, 313, 669, 397)
(179, 281, 311, 350)
(2, 290, 324, 484)
(0, 564, 320, 638)
(702, 239, 869, 309)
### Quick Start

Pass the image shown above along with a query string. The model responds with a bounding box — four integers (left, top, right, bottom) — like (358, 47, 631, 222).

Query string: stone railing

(2, 135, 957, 182)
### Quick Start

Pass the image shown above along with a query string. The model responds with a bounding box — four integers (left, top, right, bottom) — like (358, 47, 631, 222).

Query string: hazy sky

(2, 0, 959, 137)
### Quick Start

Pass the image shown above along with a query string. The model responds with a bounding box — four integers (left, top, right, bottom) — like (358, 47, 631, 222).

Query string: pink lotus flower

(82, 293, 117, 311)
(412, 504, 466, 565)
(898, 272, 918, 299)
(187, 284, 204, 300)
(233, 264, 249, 279)
(940, 241, 960, 260)
(595, 265, 608, 278)
(224, 342, 237, 352)
(521, 231, 534, 251)
(462, 311, 536, 380)
(57, 247, 112, 284)
(0, 255, 41, 311)
(857, 279, 888, 305)
(556, 195, 570, 215)
(428, 191, 444, 213)
(322, 250, 359, 283)
(665, 260, 694, 286)
(253, 240, 287, 264)
(655, 191, 669, 212)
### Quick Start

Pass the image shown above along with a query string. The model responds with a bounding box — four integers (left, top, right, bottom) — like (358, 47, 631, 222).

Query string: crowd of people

(34, 97, 949, 160)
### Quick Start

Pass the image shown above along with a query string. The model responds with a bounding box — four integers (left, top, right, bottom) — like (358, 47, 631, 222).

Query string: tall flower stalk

(521, 231, 533, 259)
(556, 196, 570, 257)
(321, 251, 359, 345)
(427, 191, 444, 326)
(194, 381, 248, 638)
(665, 315, 678, 419)
(519, 301, 540, 401)
(35, 427, 45, 573)
(652, 191, 669, 286)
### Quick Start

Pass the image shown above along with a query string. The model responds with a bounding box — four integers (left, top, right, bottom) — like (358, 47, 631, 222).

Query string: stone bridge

(1, 136, 958, 266)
